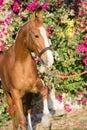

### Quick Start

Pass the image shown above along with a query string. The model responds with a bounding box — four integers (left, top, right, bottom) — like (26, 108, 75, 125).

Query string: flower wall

(0, 0, 87, 125)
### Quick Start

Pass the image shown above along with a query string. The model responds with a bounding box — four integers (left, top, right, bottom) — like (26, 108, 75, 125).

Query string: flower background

(0, 0, 87, 126)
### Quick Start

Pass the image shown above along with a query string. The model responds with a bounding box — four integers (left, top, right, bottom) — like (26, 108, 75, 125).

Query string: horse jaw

(39, 26, 54, 67)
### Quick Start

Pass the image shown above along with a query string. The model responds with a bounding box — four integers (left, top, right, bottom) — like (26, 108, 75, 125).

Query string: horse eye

(35, 35, 39, 38)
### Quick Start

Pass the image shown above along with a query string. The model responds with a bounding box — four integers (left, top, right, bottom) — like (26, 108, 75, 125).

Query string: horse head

(28, 11, 54, 68)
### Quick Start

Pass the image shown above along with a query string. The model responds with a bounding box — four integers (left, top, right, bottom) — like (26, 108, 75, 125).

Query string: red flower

(12, 2, 20, 13)
(46, 25, 55, 36)
(7, 104, 16, 114)
(64, 104, 72, 112)
(84, 36, 87, 43)
(26, 0, 39, 12)
(82, 98, 87, 105)
(0, 44, 6, 52)
(77, 91, 84, 98)
(54, 0, 61, 7)
(79, 11, 85, 16)
(77, 45, 87, 53)
(0, 0, 4, 8)
(34, 56, 39, 63)
(20, 14, 25, 19)
(42, 2, 50, 11)
(75, 29, 79, 34)
(56, 94, 63, 102)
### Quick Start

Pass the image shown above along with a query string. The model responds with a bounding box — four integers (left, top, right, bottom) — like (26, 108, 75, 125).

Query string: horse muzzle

(40, 50, 54, 68)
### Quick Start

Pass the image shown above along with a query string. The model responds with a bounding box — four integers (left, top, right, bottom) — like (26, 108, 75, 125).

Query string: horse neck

(14, 27, 31, 62)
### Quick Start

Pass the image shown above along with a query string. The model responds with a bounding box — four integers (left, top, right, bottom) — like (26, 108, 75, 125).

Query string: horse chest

(11, 62, 38, 93)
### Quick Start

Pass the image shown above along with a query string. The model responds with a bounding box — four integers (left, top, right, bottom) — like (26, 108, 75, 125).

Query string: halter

(38, 46, 51, 58)
(28, 23, 51, 59)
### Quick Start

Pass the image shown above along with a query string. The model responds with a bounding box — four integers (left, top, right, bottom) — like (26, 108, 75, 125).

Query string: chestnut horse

(0, 11, 54, 130)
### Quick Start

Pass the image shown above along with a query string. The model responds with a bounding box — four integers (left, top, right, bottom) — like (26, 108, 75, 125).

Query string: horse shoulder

(9, 59, 39, 92)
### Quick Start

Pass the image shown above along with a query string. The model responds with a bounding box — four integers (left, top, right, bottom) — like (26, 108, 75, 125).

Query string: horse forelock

(39, 26, 54, 67)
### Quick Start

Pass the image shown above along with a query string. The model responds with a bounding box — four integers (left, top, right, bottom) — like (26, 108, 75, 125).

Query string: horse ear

(31, 12, 36, 21)
(38, 10, 43, 22)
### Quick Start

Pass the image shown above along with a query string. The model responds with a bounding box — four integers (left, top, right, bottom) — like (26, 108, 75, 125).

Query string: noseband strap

(38, 46, 51, 58)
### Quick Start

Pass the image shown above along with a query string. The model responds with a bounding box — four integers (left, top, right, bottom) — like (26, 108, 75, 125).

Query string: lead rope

(46, 69, 87, 79)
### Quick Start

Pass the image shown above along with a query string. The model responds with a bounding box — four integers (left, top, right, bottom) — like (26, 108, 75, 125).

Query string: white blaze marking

(43, 99, 50, 114)
(39, 27, 54, 67)
(27, 113, 33, 130)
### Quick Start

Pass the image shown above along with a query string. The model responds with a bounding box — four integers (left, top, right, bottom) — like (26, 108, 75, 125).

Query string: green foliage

(42, 1, 86, 95)
(0, 88, 11, 126)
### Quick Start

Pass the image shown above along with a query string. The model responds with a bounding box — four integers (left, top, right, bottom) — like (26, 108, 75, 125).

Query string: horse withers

(0, 11, 54, 130)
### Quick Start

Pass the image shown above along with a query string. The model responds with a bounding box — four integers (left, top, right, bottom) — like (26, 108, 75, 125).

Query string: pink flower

(26, 0, 39, 12)
(82, 98, 87, 105)
(82, 2, 87, 10)
(64, 104, 72, 112)
(34, 56, 39, 63)
(83, 2, 87, 6)
(0, 0, 4, 8)
(84, 36, 87, 43)
(79, 11, 85, 16)
(56, 94, 63, 102)
(79, 41, 85, 45)
(46, 25, 55, 36)
(75, 0, 81, 3)
(83, 55, 87, 65)
(12, 2, 20, 13)
(77, 91, 84, 98)
(7, 107, 10, 113)
(42, 2, 50, 11)
(5, 16, 12, 25)
(54, 0, 61, 7)
(13, 0, 21, 4)
(7, 104, 16, 114)
(20, 14, 25, 19)
(0, 32, 3, 38)
(0, 44, 6, 52)
(50, 25, 55, 30)
(77, 45, 87, 53)
(75, 29, 79, 34)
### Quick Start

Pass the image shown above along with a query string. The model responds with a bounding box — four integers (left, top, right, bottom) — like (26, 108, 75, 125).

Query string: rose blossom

(56, 94, 63, 102)
(26, 0, 39, 12)
(0, 0, 4, 8)
(82, 98, 87, 105)
(64, 104, 72, 112)
(84, 36, 87, 43)
(12, 2, 21, 13)
(20, 14, 25, 19)
(42, 2, 50, 11)
(0, 44, 6, 52)
(77, 91, 84, 98)
(77, 45, 87, 53)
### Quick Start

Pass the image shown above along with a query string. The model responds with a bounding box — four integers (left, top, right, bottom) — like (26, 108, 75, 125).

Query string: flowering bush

(0, 0, 87, 126)
(77, 36, 87, 65)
